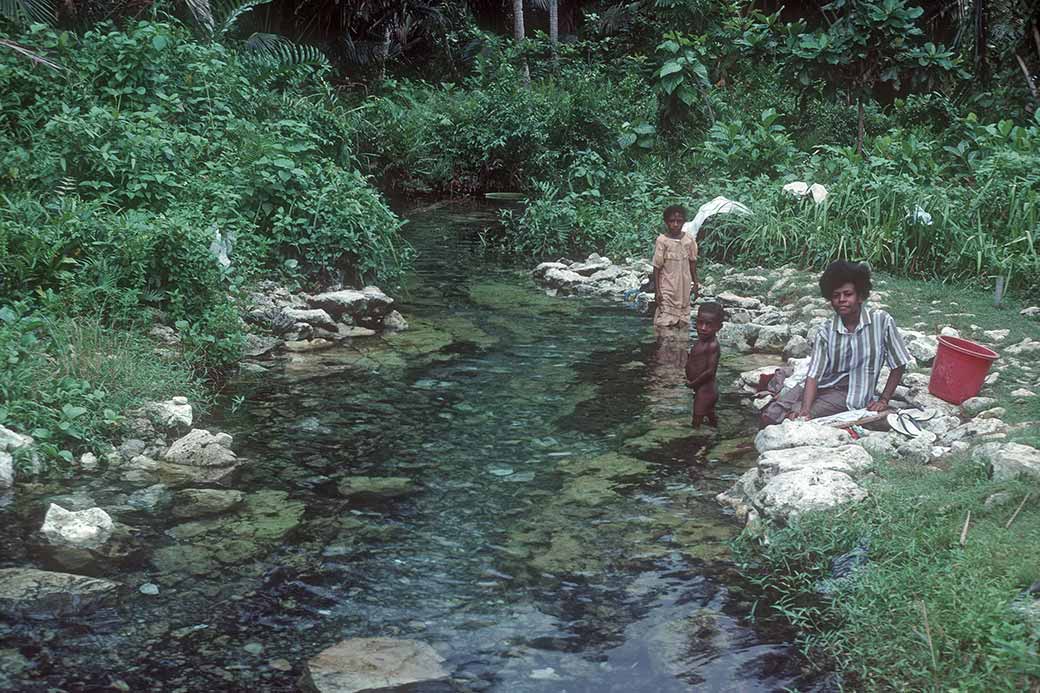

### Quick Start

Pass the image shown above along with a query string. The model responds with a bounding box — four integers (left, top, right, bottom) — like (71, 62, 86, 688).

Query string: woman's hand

(867, 398, 890, 412)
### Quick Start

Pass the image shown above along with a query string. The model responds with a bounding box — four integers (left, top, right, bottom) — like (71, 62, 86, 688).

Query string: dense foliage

(355, 3, 1040, 294)
(0, 18, 408, 460)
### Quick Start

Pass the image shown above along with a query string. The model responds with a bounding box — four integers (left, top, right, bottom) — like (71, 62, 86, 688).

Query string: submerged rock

(300, 638, 449, 693)
(172, 489, 245, 518)
(336, 476, 418, 501)
(0, 568, 120, 618)
(153, 490, 305, 575)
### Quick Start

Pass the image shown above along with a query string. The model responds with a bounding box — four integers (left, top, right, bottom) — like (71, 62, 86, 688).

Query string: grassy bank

(734, 460, 1040, 691)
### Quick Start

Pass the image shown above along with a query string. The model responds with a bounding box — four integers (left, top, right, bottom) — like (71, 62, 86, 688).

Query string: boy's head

(663, 205, 687, 234)
(819, 260, 871, 316)
(696, 302, 724, 339)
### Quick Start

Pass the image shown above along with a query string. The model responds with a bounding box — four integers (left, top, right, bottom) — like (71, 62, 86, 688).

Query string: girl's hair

(819, 260, 872, 299)
(663, 205, 687, 221)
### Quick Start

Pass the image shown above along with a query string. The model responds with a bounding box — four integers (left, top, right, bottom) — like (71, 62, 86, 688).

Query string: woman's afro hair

(819, 260, 872, 299)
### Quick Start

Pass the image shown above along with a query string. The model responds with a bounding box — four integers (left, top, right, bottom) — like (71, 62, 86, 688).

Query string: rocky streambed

(0, 207, 832, 692)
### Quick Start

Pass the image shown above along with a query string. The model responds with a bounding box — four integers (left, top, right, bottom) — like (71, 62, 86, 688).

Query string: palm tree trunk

(549, 0, 559, 57)
(512, 0, 529, 84)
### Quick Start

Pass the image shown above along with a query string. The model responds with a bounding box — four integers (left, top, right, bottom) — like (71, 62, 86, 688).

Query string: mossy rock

(621, 423, 700, 457)
(558, 452, 651, 482)
(559, 475, 620, 508)
(468, 281, 578, 316)
(165, 490, 305, 543)
(529, 531, 604, 574)
(336, 476, 419, 501)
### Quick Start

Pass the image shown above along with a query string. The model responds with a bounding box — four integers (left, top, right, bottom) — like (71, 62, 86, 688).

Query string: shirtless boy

(685, 303, 723, 427)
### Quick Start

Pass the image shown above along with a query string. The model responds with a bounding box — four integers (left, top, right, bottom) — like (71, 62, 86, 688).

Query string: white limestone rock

(907, 335, 938, 364)
(755, 324, 791, 354)
(971, 442, 1040, 482)
(0, 452, 13, 488)
(1006, 338, 1040, 356)
(960, 396, 998, 418)
(41, 504, 113, 550)
(282, 307, 337, 331)
(941, 418, 1008, 445)
(542, 267, 590, 293)
(783, 334, 811, 359)
(755, 420, 852, 453)
(757, 445, 873, 477)
(306, 286, 393, 323)
(146, 397, 193, 431)
(716, 292, 762, 310)
(753, 468, 867, 523)
(382, 310, 409, 332)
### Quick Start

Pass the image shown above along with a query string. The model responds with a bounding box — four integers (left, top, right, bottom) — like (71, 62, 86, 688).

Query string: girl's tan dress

(652, 233, 698, 327)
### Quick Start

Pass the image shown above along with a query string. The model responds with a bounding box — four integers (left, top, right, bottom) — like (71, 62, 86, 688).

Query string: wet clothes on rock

(652, 233, 698, 327)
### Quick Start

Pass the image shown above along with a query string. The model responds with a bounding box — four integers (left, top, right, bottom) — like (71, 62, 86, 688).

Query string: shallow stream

(0, 204, 828, 691)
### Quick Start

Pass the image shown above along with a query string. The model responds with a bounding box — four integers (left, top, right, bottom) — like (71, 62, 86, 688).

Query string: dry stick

(918, 600, 939, 671)
(959, 511, 971, 547)
(1006, 492, 1032, 530)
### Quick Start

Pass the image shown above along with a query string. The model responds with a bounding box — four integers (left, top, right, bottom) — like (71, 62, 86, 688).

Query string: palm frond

(242, 32, 330, 69)
(216, 0, 276, 39)
(0, 0, 56, 25)
(0, 38, 63, 70)
(182, 0, 215, 34)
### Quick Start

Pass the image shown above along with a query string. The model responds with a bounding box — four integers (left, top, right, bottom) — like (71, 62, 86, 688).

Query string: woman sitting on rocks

(761, 260, 913, 425)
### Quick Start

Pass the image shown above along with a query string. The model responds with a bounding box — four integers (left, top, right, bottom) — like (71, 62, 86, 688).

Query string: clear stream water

(0, 204, 830, 691)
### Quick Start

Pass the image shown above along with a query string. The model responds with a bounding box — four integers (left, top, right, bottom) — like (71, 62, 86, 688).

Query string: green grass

(735, 459, 1040, 692)
(1, 311, 206, 464)
(875, 273, 1040, 432)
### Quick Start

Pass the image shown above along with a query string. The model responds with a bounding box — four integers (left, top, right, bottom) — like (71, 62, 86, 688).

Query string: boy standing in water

(686, 303, 723, 427)
(653, 205, 698, 328)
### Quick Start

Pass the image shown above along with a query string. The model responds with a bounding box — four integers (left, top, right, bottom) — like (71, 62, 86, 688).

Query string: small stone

(383, 311, 409, 332)
(977, 407, 1007, 420)
(1021, 306, 1040, 318)
(139, 583, 160, 595)
(960, 396, 997, 417)
(285, 338, 334, 352)
(269, 658, 292, 671)
(983, 329, 1010, 343)
(243, 642, 264, 656)
(79, 452, 99, 470)
(1012, 389, 1037, 398)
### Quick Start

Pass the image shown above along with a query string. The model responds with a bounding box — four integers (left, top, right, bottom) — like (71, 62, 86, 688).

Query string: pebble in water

(139, 583, 160, 596)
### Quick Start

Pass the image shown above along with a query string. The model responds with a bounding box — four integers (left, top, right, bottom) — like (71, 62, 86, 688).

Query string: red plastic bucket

(928, 336, 999, 405)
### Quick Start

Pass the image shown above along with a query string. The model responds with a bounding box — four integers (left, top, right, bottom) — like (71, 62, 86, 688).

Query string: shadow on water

(0, 202, 833, 691)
